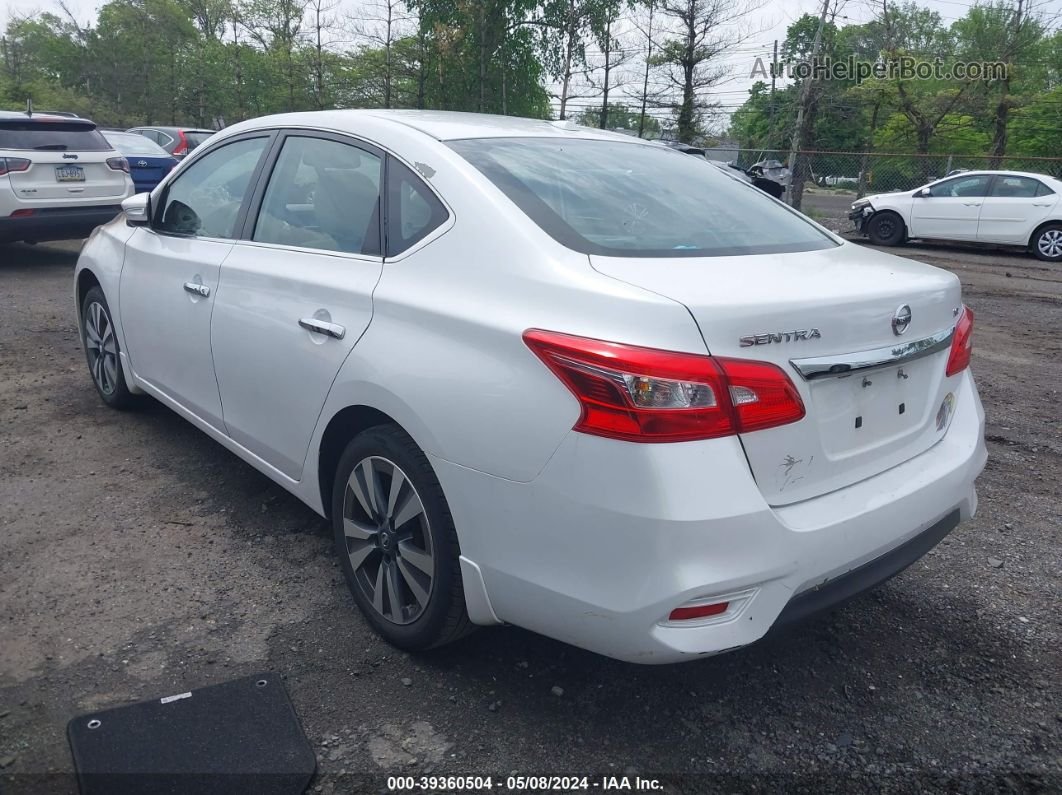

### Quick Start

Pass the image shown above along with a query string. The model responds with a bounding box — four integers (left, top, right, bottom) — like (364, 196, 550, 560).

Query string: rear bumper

(0, 205, 123, 243)
(434, 371, 986, 664)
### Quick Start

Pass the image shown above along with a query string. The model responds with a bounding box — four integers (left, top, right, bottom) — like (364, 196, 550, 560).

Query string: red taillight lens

(9, 208, 35, 217)
(0, 156, 31, 177)
(523, 330, 805, 443)
(106, 156, 130, 173)
(172, 130, 188, 156)
(946, 305, 974, 377)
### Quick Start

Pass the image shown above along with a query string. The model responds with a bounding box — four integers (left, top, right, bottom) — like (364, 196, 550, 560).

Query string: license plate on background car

(55, 165, 85, 182)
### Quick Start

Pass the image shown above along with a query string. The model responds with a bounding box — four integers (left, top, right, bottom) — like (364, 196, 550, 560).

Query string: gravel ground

(1, 238, 1059, 794)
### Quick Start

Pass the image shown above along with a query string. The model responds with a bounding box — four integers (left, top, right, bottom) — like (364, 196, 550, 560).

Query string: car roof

(0, 110, 95, 125)
(938, 169, 1060, 182)
(221, 109, 648, 144)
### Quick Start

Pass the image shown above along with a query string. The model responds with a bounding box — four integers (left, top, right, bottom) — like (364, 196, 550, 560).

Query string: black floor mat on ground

(67, 673, 316, 795)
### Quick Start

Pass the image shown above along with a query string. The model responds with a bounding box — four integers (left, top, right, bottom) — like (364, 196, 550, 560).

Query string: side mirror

(122, 193, 150, 227)
(916, 187, 932, 198)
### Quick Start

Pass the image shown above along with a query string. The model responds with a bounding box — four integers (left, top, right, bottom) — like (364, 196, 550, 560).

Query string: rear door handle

(299, 318, 346, 339)
(183, 281, 210, 297)
(1033, 202, 1053, 207)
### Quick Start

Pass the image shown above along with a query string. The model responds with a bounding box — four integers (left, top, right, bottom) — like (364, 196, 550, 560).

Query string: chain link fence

(707, 148, 1062, 210)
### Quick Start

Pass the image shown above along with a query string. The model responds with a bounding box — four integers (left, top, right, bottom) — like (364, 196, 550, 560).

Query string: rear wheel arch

(318, 405, 409, 519)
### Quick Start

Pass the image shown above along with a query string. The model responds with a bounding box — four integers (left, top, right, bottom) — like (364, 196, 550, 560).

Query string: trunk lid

(590, 242, 964, 505)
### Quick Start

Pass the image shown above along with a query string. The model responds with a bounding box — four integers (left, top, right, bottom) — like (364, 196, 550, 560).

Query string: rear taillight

(106, 156, 130, 173)
(523, 330, 805, 443)
(172, 130, 189, 157)
(946, 305, 974, 377)
(0, 157, 31, 177)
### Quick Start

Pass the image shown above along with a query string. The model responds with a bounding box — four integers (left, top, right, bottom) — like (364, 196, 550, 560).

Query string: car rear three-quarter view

(73, 110, 986, 664)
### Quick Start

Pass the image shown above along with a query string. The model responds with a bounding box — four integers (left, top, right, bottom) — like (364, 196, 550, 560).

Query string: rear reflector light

(523, 330, 805, 443)
(9, 208, 35, 218)
(946, 305, 973, 376)
(0, 157, 31, 177)
(669, 602, 729, 621)
(106, 156, 130, 173)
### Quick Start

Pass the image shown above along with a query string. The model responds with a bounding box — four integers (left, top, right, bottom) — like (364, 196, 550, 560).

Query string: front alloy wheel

(342, 456, 435, 625)
(84, 300, 118, 396)
(80, 285, 138, 409)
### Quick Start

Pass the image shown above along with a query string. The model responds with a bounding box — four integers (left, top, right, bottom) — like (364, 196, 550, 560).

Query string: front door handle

(183, 281, 210, 297)
(299, 317, 346, 340)
(962, 202, 982, 207)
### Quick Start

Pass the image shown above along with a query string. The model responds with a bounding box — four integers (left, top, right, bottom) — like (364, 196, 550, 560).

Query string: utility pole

(785, 0, 830, 207)
(638, 0, 654, 138)
(768, 38, 778, 149)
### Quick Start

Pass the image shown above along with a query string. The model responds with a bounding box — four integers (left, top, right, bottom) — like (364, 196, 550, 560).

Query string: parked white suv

(0, 112, 133, 244)
(74, 111, 986, 663)
(850, 170, 1062, 262)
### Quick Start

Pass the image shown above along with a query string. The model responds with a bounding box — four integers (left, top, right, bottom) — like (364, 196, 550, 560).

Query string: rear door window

(989, 176, 1042, 198)
(252, 135, 383, 255)
(0, 120, 111, 151)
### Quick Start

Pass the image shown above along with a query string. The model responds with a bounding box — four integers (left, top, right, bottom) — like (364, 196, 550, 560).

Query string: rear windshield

(184, 131, 213, 148)
(103, 132, 169, 156)
(0, 120, 111, 151)
(448, 137, 837, 257)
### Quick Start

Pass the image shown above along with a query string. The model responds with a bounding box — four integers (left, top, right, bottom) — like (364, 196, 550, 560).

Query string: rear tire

(866, 211, 906, 246)
(1031, 223, 1062, 263)
(80, 286, 140, 410)
(331, 424, 473, 651)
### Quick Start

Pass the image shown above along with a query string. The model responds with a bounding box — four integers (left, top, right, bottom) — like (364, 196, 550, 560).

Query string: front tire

(80, 286, 139, 409)
(331, 424, 473, 651)
(866, 211, 906, 246)
(1032, 223, 1062, 262)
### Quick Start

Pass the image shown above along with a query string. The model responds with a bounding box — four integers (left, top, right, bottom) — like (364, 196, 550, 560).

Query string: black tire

(1031, 223, 1062, 263)
(331, 424, 473, 651)
(80, 286, 140, 409)
(866, 211, 906, 246)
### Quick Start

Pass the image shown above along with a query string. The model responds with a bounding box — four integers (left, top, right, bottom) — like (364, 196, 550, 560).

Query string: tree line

(0, 0, 1058, 164)
(731, 1, 1062, 166)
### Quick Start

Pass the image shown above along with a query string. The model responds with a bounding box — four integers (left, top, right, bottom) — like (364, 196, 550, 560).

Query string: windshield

(103, 132, 170, 157)
(448, 137, 837, 257)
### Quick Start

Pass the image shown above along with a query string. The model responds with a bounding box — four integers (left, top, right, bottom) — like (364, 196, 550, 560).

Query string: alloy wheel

(342, 456, 435, 625)
(1038, 229, 1062, 259)
(84, 301, 119, 396)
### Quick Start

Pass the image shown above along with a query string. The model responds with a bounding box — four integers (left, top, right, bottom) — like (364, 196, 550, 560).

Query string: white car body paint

(854, 169, 1062, 248)
(76, 110, 987, 663)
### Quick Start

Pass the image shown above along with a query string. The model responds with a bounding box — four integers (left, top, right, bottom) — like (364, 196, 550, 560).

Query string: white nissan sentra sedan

(74, 110, 986, 663)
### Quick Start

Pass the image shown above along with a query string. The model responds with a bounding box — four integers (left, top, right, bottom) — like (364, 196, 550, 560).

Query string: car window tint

(449, 137, 835, 258)
(929, 175, 991, 198)
(989, 176, 1041, 198)
(1034, 181, 1055, 197)
(0, 120, 110, 151)
(253, 136, 382, 255)
(157, 137, 267, 238)
(386, 158, 448, 256)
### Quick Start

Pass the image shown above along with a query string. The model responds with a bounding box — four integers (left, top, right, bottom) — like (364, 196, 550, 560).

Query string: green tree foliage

(729, 0, 1061, 165)
(576, 100, 659, 134)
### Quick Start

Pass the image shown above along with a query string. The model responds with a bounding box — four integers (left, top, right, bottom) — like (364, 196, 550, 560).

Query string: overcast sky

(2, 0, 1059, 124)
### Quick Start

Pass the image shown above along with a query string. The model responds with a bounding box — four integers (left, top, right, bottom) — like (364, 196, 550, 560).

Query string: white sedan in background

(850, 170, 1062, 262)
(74, 110, 985, 663)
